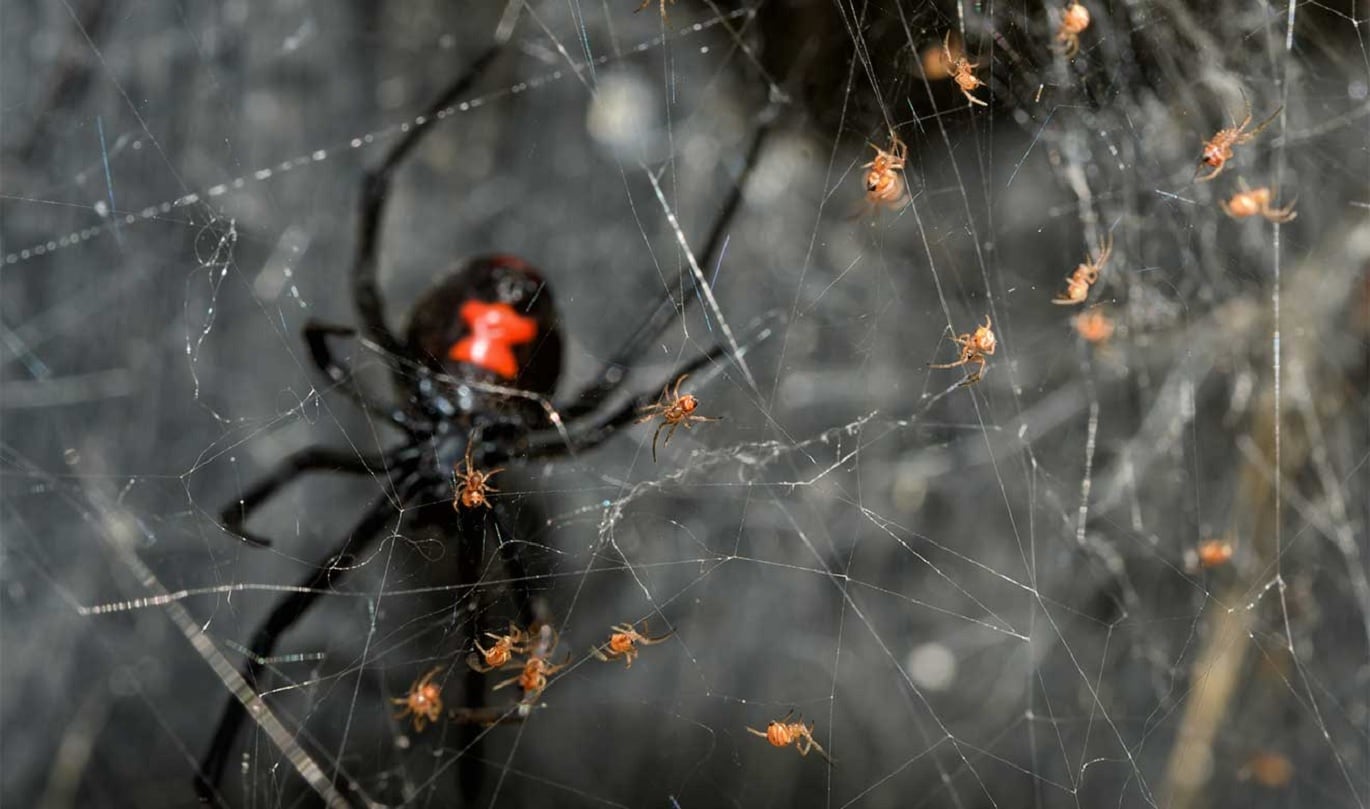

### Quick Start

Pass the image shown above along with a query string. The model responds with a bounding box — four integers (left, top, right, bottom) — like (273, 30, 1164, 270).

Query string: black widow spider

(194, 42, 773, 806)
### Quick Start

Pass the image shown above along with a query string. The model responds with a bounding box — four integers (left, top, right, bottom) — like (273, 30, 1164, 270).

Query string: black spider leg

(452, 505, 496, 803)
(514, 343, 730, 463)
(555, 116, 776, 423)
(487, 503, 537, 628)
(351, 44, 503, 365)
(502, 120, 778, 464)
(439, 437, 540, 801)
(220, 446, 413, 547)
(196, 465, 426, 804)
(304, 322, 430, 433)
(455, 430, 538, 627)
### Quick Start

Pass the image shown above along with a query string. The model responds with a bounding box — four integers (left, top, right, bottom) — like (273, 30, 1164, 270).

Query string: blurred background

(2, 0, 1367, 807)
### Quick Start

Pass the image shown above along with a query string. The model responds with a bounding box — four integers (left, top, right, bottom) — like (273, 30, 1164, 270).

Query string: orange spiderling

(467, 624, 531, 673)
(635, 374, 720, 462)
(1239, 751, 1294, 788)
(1073, 310, 1115, 344)
(1221, 182, 1296, 223)
(943, 32, 988, 107)
(634, 0, 675, 22)
(453, 438, 503, 510)
(1053, 236, 1113, 305)
(492, 626, 567, 704)
(929, 315, 997, 386)
(1055, 2, 1091, 57)
(590, 620, 673, 668)
(1196, 539, 1234, 569)
(393, 666, 444, 732)
(1197, 95, 1281, 182)
(862, 132, 909, 212)
(746, 711, 832, 763)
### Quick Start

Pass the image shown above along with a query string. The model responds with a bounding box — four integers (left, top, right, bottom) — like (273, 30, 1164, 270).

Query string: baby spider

(929, 315, 997, 386)
(1239, 751, 1294, 788)
(635, 373, 720, 462)
(453, 437, 503, 510)
(1073, 309, 1115, 344)
(1193, 538, 1234, 570)
(746, 711, 833, 764)
(1053, 235, 1113, 305)
(1055, 2, 1091, 57)
(590, 619, 673, 668)
(862, 132, 909, 212)
(393, 666, 444, 733)
(492, 655, 566, 704)
(467, 623, 531, 673)
(1221, 182, 1297, 223)
(1197, 95, 1282, 182)
(634, 0, 674, 22)
(944, 32, 988, 107)
(493, 626, 568, 704)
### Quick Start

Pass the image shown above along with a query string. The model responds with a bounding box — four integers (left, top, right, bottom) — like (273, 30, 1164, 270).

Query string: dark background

(3, 1, 1367, 807)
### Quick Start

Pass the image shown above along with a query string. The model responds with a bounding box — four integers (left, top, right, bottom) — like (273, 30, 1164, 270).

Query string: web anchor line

(3, 8, 754, 268)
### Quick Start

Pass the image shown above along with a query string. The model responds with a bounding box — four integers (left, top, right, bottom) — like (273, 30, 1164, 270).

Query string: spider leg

(452, 501, 538, 802)
(539, 326, 728, 460)
(650, 421, 668, 463)
(482, 503, 537, 626)
(1195, 160, 1224, 182)
(552, 118, 775, 422)
(808, 737, 836, 765)
(453, 505, 500, 796)
(491, 671, 523, 691)
(304, 322, 424, 432)
(661, 420, 683, 449)
(515, 305, 782, 463)
(219, 447, 402, 548)
(637, 622, 673, 644)
(196, 470, 425, 802)
(1245, 104, 1283, 139)
(351, 44, 503, 364)
(957, 356, 987, 387)
(1094, 234, 1113, 268)
(928, 358, 969, 369)
(466, 652, 499, 673)
(1265, 201, 1297, 223)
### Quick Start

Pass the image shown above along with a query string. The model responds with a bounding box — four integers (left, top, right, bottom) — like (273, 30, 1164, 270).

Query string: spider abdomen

(405, 256, 564, 398)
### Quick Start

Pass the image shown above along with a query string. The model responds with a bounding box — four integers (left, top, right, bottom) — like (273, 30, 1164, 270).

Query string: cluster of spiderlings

(400, 620, 672, 727)
(883, 13, 1295, 379)
(405, 616, 835, 765)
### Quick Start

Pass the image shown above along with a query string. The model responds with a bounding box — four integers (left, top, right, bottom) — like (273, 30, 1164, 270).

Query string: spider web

(2, 1, 1368, 807)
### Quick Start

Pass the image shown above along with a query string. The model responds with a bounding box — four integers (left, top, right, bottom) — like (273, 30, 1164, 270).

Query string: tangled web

(2, 1, 1367, 807)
